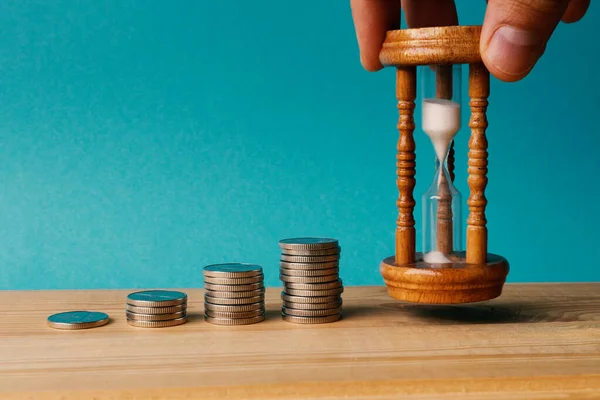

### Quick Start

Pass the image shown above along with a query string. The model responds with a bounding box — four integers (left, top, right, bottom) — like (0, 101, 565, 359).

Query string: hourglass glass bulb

(420, 64, 463, 265)
(422, 98, 461, 163)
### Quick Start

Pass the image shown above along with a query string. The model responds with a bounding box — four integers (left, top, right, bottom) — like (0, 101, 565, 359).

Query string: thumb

(480, 0, 570, 82)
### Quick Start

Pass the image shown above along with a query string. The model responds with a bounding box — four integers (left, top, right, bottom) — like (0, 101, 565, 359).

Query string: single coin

(204, 274, 264, 285)
(205, 308, 264, 319)
(205, 294, 265, 305)
(282, 312, 342, 324)
(281, 292, 341, 304)
(281, 254, 339, 263)
(125, 303, 186, 314)
(47, 311, 109, 330)
(203, 263, 263, 278)
(282, 306, 343, 317)
(283, 300, 343, 310)
(284, 287, 344, 297)
(280, 267, 339, 277)
(284, 279, 343, 290)
(127, 315, 188, 328)
(280, 261, 339, 270)
(204, 282, 264, 292)
(279, 274, 339, 284)
(205, 314, 265, 326)
(204, 302, 264, 313)
(278, 237, 339, 250)
(126, 310, 186, 321)
(126, 290, 187, 307)
(281, 247, 341, 256)
(205, 288, 265, 299)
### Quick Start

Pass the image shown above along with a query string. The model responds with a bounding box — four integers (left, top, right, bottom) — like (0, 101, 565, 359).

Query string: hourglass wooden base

(380, 253, 509, 304)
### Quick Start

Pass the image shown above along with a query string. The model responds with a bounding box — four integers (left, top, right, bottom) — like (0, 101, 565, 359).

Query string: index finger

(350, 0, 401, 72)
(350, 0, 459, 72)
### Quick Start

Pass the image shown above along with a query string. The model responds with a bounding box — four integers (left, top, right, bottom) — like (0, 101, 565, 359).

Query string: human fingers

(561, 0, 590, 23)
(480, 0, 572, 82)
(350, 0, 458, 72)
(350, 0, 401, 72)
(401, 0, 458, 28)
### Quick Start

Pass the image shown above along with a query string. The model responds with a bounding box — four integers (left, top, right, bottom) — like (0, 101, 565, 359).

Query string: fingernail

(486, 26, 543, 77)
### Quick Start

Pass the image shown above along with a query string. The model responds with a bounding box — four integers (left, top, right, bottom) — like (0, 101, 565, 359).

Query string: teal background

(1, 1, 598, 290)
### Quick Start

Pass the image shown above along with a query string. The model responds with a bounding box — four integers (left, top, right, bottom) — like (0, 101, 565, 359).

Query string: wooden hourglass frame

(379, 26, 509, 304)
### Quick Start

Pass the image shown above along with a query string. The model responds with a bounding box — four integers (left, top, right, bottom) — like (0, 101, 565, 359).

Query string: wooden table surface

(1, 284, 599, 399)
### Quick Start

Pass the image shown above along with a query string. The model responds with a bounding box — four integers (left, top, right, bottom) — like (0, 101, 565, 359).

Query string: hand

(350, 0, 590, 82)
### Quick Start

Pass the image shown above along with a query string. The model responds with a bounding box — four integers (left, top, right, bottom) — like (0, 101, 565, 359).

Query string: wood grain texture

(380, 252, 508, 304)
(379, 26, 482, 67)
(435, 65, 453, 100)
(1, 284, 600, 399)
(395, 66, 417, 265)
(466, 63, 490, 264)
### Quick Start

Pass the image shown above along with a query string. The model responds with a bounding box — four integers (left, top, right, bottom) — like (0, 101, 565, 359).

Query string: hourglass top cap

(379, 25, 482, 67)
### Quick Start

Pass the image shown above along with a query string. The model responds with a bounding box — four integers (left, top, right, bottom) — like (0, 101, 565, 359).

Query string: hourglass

(379, 26, 509, 304)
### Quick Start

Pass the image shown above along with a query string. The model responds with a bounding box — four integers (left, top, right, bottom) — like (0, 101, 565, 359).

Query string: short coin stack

(126, 290, 188, 328)
(47, 311, 110, 330)
(203, 263, 266, 325)
(279, 237, 344, 324)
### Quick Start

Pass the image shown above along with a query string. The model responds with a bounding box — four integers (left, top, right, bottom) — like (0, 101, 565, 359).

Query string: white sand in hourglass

(422, 98, 461, 264)
(423, 250, 452, 264)
(422, 98, 461, 161)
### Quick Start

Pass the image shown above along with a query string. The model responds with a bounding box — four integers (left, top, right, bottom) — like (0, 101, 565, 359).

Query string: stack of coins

(125, 290, 188, 328)
(203, 263, 266, 326)
(278, 237, 344, 324)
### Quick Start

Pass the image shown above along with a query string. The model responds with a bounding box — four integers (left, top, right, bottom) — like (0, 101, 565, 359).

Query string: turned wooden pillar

(466, 63, 490, 264)
(435, 64, 454, 255)
(395, 66, 417, 265)
(435, 65, 455, 182)
(436, 65, 453, 100)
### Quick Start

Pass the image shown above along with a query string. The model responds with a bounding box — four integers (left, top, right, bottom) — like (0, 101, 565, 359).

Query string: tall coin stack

(279, 237, 344, 324)
(126, 290, 188, 328)
(203, 263, 266, 326)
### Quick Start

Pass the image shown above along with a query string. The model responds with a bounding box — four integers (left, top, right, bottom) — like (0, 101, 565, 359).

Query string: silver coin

(284, 279, 343, 290)
(47, 311, 109, 330)
(205, 309, 264, 319)
(281, 292, 341, 304)
(127, 290, 187, 307)
(203, 263, 263, 278)
(125, 303, 186, 315)
(204, 274, 264, 285)
(281, 254, 340, 263)
(279, 274, 339, 284)
(205, 294, 265, 305)
(204, 302, 264, 313)
(205, 288, 265, 299)
(280, 267, 339, 277)
(282, 312, 342, 324)
(205, 314, 265, 326)
(284, 287, 344, 297)
(280, 261, 339, 270)
(283, 300, 343, 310)
(204, 282, 264, 292)
(279, 237, 339, 250)
(127, 315, 188, 328)
(282, 306, 342, 317)
(126, 310, 186, 321)
(281, 247, 341, 256)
